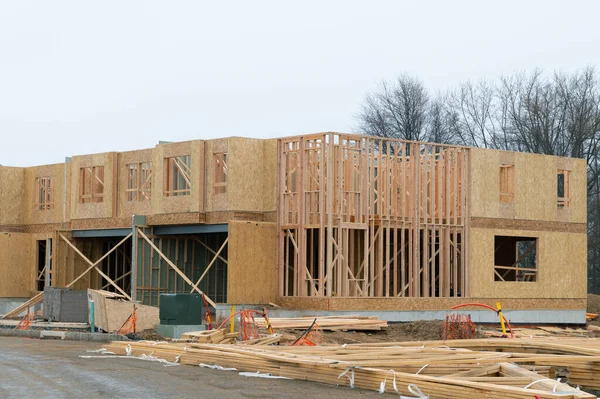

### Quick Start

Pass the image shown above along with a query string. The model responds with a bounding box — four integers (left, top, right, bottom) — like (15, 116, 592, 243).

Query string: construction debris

(254, 315, 388, 331)
(95, 337, 600, 398)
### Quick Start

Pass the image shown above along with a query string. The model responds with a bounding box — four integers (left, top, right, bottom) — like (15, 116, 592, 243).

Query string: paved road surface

(0, 336, 379, 398)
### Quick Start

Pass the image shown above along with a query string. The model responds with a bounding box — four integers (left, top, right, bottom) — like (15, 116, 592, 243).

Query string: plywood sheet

(0, 167, 25, 226)
(469, 226, 587, 299)
(470, 148, 586, 223)
(469, 148, 500, 219)
(146, 212, 201, 226)
(23, 164, 65, 226)
(228, 221, 277, 304)
(228, 138, 275, 212)
(88, 289, 158, 332)
(70, 152, 116, 220)
(151, 140, 203, 215)
(117, 148, 153, 218)
(204, 139, 228, 212)
(0, 232, 33, 297)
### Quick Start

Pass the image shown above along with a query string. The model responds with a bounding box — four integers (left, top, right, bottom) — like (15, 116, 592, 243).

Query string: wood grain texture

(227, 221, 277, 304)
(0, 232, 32, 297)
(469, 227, 587, 299)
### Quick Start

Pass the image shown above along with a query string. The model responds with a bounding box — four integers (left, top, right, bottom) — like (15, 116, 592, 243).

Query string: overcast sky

(1, 1, 599, 166)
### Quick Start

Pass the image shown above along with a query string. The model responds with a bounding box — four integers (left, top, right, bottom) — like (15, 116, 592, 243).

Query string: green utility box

(159, 293, 204, 325)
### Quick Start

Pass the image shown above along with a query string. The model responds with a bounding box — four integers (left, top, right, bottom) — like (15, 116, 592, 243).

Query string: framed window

(557, 169, 571, 208)
(214, 153, 228, 194)
(34, 177, 54, 210)
(79, 166, 104, 204)
(164, 155, 191, 196)
(126, 162, 152, 201)
(499, 164, 514, 203)
(494, 236, 537, 282)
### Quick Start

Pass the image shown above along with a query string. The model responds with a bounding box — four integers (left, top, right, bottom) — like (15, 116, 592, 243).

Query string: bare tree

(357, 74, 429, 141)
(356, 67, 600, 293)
(446, 79, 501, 149)
(425, 96, 459, 144)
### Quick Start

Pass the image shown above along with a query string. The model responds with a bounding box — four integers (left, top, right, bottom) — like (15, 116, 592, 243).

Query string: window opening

(164, 155, 191, 196)
(494, 236, 537, 282)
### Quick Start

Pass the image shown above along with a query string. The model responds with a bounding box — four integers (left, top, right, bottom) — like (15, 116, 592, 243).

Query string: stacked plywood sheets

(87, 289, 159, 333)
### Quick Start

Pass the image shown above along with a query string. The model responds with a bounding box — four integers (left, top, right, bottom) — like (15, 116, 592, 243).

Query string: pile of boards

(255, 315, 388, 331)
(484, 326, 590, 338)
(101, 337, 600, 398)
(180, 329, 239, 344)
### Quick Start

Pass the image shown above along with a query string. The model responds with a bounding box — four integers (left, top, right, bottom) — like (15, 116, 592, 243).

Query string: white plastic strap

(379, 369, 399, 394)
(239, 371, 291, 379)
(379, 370, 428, 398)
(415, 364, 429, 375)
(402, 384, 428, 398)
(199, 363, 237, 371)
(524, 378, 562, 392)
(79, 354, 180, 367)
(337, 367, 355, 389)
(86, 348, 115, 355)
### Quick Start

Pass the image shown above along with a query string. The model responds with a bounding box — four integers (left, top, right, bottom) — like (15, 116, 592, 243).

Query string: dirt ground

(0, 336, 381, 399)
(320, 320, 445, 344)
(587, 294, 600, 328)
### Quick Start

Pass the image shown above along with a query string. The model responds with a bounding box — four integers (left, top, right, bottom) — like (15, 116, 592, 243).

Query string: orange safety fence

(442, 313, 475, 340)
(14, 310, 33, 330)
(118, 305, 137, 336)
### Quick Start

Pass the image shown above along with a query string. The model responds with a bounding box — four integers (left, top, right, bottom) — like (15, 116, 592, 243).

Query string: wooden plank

(190, 238, 228, 293)
(137, 229, 216, 308)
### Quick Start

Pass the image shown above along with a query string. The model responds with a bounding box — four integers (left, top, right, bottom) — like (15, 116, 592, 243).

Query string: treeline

(356, 67, 600, 293)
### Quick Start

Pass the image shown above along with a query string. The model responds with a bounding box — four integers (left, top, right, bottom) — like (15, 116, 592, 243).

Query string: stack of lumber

(586, 313, 598, 321)
(100, 338, 600, 398)
(239, 334, 284, 346)
(485, 326, 589, 338)
(181, 329, 239, 344)
(255, 315, 387, 331)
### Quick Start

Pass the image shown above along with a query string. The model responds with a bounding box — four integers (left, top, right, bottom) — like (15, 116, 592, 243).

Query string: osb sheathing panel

(470, 149, 501, 218)
(204, 139, 228, 212)
(70, 217, 131, 230)
(70, 152, 116, 220)
(146, 212, 201, 226)
(151, 140, 204, 215)
(470, 148, 587, 223)
(568, 157, 587, 223)
(471, 217, 586, 233)
(203, 211, 268, 224)
(23, 164, 65, 226)
(227, 138, 277, 212)
(262, 139, 278, 211)
(118, 148, 153, 218)
(227, 221, 277, 304)
(0, 167, 25, 225)
(469, 227, 587, 299)
(277, 297, 586, 311)
(0, 232, 32, 297)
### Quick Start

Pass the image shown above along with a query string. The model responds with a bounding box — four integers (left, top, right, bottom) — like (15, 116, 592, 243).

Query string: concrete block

(43, 287, 88, 323)
(40, 330, 66, 340)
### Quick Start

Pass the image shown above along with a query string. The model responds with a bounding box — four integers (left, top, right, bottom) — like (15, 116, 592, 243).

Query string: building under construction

(0, 133, 588, 323)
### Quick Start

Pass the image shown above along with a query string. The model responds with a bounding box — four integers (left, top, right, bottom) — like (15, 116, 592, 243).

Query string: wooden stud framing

(277, 134, 470, 299)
